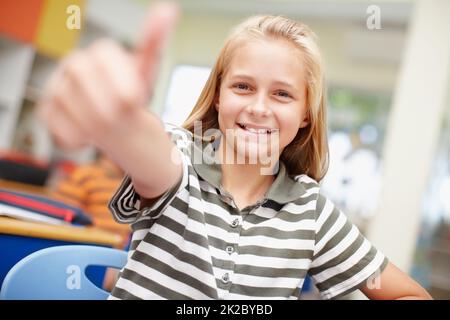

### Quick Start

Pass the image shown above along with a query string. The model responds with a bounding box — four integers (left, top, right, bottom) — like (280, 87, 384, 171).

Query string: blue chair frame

(0, 245, 127, 300)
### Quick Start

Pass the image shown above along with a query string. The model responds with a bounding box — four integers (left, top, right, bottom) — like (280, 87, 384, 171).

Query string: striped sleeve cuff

(320, 252, 389, 300)
(108, 124, 191, 224)
(108, 173, 183, 224)
(108, 148, 189, 224)
(108, 176, 143, 224)
(310, 194, 390, 299)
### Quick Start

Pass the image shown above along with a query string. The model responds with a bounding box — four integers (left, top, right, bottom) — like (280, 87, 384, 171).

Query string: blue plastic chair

(0, 245, 127, 300)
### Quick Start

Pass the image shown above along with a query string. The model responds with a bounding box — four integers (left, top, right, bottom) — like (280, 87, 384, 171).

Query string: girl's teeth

(239, 124, 272, 134)
(247, 127, 267, 134)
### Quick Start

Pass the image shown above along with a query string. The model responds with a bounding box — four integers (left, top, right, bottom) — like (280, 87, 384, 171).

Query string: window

(162, 65, 211, 126)
(321, 87, 392, 231)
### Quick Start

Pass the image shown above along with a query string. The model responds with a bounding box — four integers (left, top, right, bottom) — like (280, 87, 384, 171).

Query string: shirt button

(231, 218, 239, 228)
(221, 273, 230, 284)
(225, 246, 234, 254)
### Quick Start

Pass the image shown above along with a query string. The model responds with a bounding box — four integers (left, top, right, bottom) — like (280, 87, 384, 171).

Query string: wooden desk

(0, 179, 51, 196)
(0, 217, 122, 248)
(0, 179, 129, 246)
(0, 179, 127, 289)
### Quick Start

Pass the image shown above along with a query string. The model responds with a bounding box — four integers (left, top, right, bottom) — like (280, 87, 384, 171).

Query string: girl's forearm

(395, 292, 433, 300)
(97, 109, 182, 199)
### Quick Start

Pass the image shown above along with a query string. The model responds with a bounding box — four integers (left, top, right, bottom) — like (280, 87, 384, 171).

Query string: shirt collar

(190, 137, 307, 204)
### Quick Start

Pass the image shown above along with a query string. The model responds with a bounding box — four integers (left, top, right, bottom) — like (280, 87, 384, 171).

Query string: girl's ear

(214, 95, 220, 112)
(300, 113, 310, 128)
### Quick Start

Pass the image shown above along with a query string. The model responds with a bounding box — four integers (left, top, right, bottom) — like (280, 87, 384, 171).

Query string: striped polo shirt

(108, 124, 388, 300)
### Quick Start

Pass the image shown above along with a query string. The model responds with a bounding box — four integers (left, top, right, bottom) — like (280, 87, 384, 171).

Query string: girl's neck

(216, 139, 277, 207)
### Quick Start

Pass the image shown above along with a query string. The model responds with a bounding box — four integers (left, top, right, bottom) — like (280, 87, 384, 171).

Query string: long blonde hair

(182, 15, 329, 181)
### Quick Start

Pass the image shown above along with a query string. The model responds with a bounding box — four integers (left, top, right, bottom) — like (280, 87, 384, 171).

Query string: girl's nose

(247, 95, 271, 117)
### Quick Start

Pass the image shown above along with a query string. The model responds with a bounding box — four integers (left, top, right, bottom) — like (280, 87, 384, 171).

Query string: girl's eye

(275, 91, 292, 99)
(234, 83, 250, 91)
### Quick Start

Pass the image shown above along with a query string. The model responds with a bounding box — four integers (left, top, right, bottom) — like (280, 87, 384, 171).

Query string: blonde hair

(182, 15, 329, 181)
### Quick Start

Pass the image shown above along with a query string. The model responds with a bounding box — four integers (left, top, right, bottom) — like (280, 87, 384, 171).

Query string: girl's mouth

(237, 122, 277, 135)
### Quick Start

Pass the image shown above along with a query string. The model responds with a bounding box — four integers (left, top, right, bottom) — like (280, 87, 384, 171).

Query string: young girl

(39, 3, 431, 300)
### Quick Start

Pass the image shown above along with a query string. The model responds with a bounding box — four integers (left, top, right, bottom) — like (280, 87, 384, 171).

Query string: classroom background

(0, 0, 449, 299)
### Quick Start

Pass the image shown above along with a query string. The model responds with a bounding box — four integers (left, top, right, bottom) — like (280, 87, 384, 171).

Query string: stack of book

(0, 189, 92, 226)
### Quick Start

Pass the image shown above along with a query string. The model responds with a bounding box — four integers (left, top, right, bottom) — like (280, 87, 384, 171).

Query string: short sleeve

(108, 123, 192, 224)
(309, 193, 389, 299)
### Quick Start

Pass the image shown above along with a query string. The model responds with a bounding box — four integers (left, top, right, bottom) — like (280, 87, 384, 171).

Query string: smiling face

(216, 37, 309, 164)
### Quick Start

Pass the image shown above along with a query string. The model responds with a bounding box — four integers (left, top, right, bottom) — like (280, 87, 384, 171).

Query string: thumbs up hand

(38, 2, 180, 150)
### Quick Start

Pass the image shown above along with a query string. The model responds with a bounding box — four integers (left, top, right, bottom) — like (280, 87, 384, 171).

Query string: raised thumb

(134, 1, 180, 87)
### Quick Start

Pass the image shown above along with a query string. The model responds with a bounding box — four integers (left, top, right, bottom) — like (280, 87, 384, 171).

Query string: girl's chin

(230, 143, 279, 165)
(220, 131, 280, 164)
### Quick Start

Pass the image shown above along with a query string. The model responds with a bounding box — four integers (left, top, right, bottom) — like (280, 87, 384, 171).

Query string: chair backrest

(0, 245, 127, 300)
